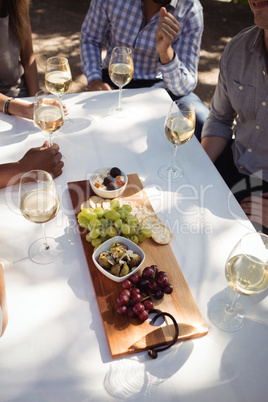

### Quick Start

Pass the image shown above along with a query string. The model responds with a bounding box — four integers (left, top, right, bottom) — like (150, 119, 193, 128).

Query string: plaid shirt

(80, 0, 204, 96)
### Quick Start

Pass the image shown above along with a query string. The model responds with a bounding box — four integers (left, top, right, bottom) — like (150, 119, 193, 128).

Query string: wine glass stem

(225, 292, 240, 314)
(41, 223, 50, 250)
(169, 145, 178, 172)
(118, 87, 122, 110)
(49, 134, 53, 147)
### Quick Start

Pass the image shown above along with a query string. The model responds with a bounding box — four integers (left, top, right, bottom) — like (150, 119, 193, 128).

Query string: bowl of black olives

(89, 167, 128, 199)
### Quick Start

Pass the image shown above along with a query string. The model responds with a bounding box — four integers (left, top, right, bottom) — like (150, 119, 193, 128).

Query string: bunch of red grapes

(117, 265, 173, 321)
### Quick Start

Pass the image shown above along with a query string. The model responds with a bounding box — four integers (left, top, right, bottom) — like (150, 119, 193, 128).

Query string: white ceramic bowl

(92, 236, 145, 282)
(89, 167, 128, 199)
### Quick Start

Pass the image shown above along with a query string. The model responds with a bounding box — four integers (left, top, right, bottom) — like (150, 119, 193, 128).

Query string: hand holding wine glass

(34, 90, 64, 147)
(19, 170, 63, 264)
(209, 232, 268, 331)
(108, 47, 134, 117)
(158, 100, 195, 181)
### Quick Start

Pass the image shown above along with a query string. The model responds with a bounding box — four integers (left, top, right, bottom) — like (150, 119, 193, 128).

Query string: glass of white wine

(209, 232, 268, 331)
(19, 170, 63, 264)
(108, 47, 134, 117)
(45, 56, 72, 100)
(158, 100, 196, 181)
(34, 90, 64, 147)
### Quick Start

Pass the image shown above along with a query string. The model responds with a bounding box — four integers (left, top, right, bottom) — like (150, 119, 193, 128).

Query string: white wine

(109, 63, 133, 88)
(45, 71, 72, 95)
(20, 189, 60, 224)
(226, 254, 268, 295)
(35, 105, 64, 133)
(165, 116, 195, 146)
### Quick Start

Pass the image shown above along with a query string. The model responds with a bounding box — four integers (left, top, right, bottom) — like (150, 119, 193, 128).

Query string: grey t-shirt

(0, 15, 28, 97)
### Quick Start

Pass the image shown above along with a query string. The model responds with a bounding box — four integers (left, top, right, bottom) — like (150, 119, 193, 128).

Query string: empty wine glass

(108, 47, 134, 117)
(19, 170, 63, 264)
(158, 100, 196, 181)
(209, 232, 268, 331)
(34, 90, 64, 147)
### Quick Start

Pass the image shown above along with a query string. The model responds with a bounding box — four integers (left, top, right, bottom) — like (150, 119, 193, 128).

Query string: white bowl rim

(92, 236, 145, 282)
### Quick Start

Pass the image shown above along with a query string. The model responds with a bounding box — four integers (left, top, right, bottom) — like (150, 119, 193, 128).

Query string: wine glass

(34, 89, 64, 147)
(158, 100, 196, 181)
(108, 47, 134, 117)
(45, 56, 72, 126)
(209, 232, 268, 331)
(19, 170, 63, 264)
(45, 56, 72, 100)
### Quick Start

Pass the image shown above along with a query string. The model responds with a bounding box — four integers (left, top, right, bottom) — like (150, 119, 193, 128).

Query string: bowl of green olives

(89, 167, 128, 199)
(92, 236, 145, 282)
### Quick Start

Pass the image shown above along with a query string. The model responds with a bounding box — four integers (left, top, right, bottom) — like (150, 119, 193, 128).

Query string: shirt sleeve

(201, 46, 237, 140)
(80, 0, 109, 84)
(160, 7, 204, 97)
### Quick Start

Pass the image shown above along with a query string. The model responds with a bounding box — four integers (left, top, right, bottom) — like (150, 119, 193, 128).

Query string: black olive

(107, 181, 117, 191)
(103, 175, 113, 187)
(110, 167, 121, 178)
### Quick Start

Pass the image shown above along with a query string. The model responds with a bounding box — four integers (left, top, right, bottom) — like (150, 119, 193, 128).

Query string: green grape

(130, 234, 139, 244)
(89, 218, 101, 228)
(94, 207, 104, 218)
(90, 228, 101, 239)
(121, 204, 132, 213)
(138, 233, 146, 243)
(99, 227, 108, 238)
(140, 228, 152, 238)
(86, 232, 92, 242)
(99, 218, 108, 228)
(81, 208, 97, 220)
(118, 209, 126, 220)
(110, 199, 120, 210)
(110, 210, 121, 221)
(121, 223, 130, 235)
(91, 238, 102, 248)
(107, 226, 118, 237)
(127, 217, 139, 226)
(129, 226, 136, 235)
(77, 212, 89, 228)
(114, 218, 123, 228)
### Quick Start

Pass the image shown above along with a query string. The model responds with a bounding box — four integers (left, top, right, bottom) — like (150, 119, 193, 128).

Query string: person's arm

(0, 93, 34, 120)
(80, 0, 112, 90)
(157, 5, 203, 96)
(201, 136, 228, 163)
(0, 264, 8, 337)
(0, 142, 64, 188)
(20, 14, 39, 97)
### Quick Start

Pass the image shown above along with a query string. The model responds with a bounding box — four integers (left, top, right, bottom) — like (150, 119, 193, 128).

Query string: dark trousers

(102, 69, 209, 141)
(215, 141, 268, 234)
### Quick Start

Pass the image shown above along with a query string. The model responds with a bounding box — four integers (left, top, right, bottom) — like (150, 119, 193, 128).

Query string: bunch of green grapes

(77, 199, 151, 249)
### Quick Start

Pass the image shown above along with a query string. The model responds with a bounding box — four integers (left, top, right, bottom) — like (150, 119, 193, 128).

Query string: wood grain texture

(68, 175, 208, 359)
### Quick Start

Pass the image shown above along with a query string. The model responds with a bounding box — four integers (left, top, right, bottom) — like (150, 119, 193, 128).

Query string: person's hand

(240, 192, 268, 229)
(156, 7, 180, 65)
(19, 141, 64, 179)
(87, 79, 113, 91)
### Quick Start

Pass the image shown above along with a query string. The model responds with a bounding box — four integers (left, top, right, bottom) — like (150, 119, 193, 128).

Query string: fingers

(158, 12, 180, 41)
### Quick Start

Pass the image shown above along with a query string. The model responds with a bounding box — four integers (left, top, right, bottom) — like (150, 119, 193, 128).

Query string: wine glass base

(158, 165, 183, 181)
(209, 298, 245, 332)
(110, 106, 130, 118)
(29, 237, 63, 265)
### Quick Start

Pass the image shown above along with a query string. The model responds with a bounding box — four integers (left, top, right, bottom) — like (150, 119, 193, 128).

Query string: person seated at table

(0, 263, 8, 337)
(0, 141, 64, 188)
(201, 0, 268, 233)
(0, 0, 39, 120)
(80, 0, 209, 140)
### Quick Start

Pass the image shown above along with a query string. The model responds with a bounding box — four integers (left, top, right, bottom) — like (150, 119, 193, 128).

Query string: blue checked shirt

(80, 0, 204, 96)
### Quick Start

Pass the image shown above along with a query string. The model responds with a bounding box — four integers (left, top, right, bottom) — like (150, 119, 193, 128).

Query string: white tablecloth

(0, 88, 267, 402)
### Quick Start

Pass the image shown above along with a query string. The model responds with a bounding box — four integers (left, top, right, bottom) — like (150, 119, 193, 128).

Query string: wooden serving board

(68, 175, 208, 359)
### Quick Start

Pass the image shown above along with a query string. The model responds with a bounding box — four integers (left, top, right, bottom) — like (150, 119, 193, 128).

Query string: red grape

(143, 299, 154, 311)
(139, 310, 149, 321)
(117, 306, 128, 315)
(127, 307, 138, 318)
(142, 266, 154, 279)
(117, 292, 129, 306)
(133, 302, 145, 315)
(122, 279, 132, 289)
(129, 273, 140, 284)
(154, 288, 164, 300)
(163, 283, 173, 294)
